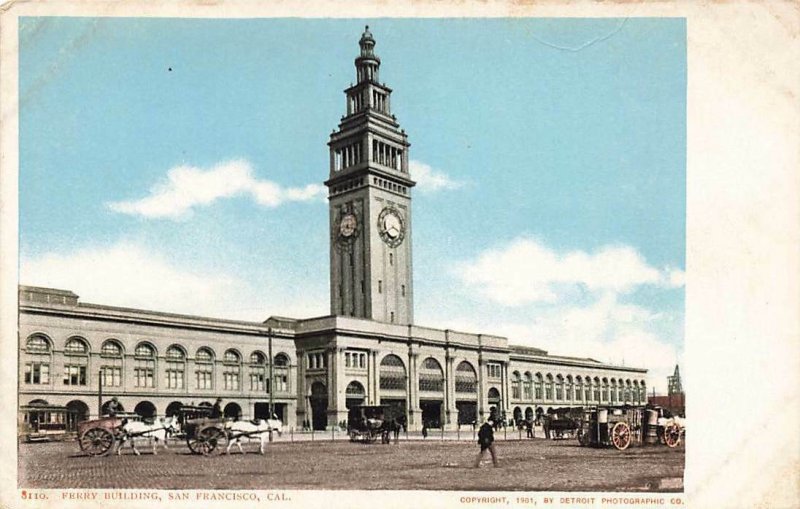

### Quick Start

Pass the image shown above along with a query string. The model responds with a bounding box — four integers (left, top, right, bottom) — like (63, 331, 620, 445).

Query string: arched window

(511, 371, 521, 400)
(610, 379, 618, 403)
(624, 380, 632, 403)
(273, 353, 290, 393)
(418, 357, 444, 392)
(639, 381, 647, 403)
(631, 381, 639, 404)
(523, 372, 533, 400)
(584, 377, 592, 402)
(455, 361, 477, 394)
(545, 374, 554, 401)
(195, 347, 214, 390)
(565, 375, 574, 401)
(26, 335, 50, 354)
(574, 376, 583, 402)
(534, 373, 544, 400)
(63, 337, 89, 386)
(602, 377, 609, 403)
(555, 374, 564, 401)
(223, 349, 241, 391)
(100, 340, 123, 388)
(134, 342, 156, 388)
(593, 377, 601, 402)
(380, 354, 406, 391)
(165, 345, 186, 389)
(249, 351, 266, 391)
(24, 334, 51, 385)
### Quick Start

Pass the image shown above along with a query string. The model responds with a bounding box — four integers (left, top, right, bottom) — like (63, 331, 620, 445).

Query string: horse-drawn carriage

(76, 412, 148, 456)
(347, 405, 389, 443)
(577, 406, 683, 451)
(541, 407, 585, 439)
(175, 405, 283, 455)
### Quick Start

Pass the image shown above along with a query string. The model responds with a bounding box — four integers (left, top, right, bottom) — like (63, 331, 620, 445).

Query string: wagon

(175, 405, 227, 455)
(347, 405, 389, 443)
(76, 412, 138, 456)
(577, 406, 682, 451)
(541, 407, 584, 440)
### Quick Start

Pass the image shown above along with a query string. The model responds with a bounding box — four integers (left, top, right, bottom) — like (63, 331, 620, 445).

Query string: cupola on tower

(326, 26, 415, 324)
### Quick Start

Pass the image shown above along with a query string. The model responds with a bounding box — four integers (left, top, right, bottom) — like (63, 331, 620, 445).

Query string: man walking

(474, 418, 499, 468)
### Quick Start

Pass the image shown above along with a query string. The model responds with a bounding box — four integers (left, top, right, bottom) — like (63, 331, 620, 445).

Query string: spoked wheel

(79, 428, 115, 456)
(664, 424, 681, 448)
(187, 427, 224, 455)
(611, 422, 631, 451)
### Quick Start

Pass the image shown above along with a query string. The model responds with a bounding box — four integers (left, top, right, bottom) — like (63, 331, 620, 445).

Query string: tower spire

(355, 25, 380, 83)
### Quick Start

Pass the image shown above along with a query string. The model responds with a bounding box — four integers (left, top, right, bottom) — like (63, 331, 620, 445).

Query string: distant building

(649, 364, 685, 416)
(18, 27, 648, 431)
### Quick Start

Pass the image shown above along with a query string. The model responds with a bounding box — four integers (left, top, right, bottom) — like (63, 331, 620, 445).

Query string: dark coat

(210, 403, 222, 419)
(478, 422, 495, 446)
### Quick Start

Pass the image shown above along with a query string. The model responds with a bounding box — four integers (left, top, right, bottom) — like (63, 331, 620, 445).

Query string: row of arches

(509, 371, 647, 405)
(23, 334, 292, 393)
(26, 398, 246, 421)
(25, 334, 292, 364)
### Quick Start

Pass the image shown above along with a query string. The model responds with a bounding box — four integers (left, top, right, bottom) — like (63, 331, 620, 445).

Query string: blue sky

(19, 17, 685, 391)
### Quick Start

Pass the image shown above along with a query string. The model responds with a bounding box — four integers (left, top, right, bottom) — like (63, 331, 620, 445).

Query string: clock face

(378, 207, 405, 247)
(339, 213, 357, 238)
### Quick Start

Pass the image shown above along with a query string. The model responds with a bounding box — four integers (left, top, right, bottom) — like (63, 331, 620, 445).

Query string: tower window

(378, 280, 382, 293)
(389, 253, 393, 265)
(401, 284, 405, 296)
(390, 311, 395, 323)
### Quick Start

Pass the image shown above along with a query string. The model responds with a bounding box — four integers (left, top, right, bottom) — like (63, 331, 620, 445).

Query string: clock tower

(326, 27, 415, 324)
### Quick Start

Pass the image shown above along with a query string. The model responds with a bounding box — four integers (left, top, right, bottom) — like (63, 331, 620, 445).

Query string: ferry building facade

(18, 28, 647, 431)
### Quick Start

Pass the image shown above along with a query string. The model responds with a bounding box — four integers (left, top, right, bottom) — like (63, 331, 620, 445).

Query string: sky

(18, 17, 686, 393)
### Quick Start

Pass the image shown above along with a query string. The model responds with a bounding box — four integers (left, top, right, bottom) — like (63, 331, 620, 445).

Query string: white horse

(224, 419, 278, 455)
(117, 416, 179, 456)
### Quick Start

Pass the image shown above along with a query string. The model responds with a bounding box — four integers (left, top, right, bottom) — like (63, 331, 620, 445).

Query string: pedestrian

(474, 418, 499, 468)
(211, 398, 222, 419)
(421, 421, 428, 439)
(526, 418, 533, 439)
(392, 418, 401, 444)
(106, 396, 121, 417)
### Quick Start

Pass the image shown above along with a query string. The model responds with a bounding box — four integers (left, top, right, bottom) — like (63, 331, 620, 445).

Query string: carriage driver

(106, 397, 121, 417)
(211, 398, 223, 419)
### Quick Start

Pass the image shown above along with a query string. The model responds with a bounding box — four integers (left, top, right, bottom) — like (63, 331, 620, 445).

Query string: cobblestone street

(19, 434, 684, 491)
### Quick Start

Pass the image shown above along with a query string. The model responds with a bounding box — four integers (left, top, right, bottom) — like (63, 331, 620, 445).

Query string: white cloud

(408, 160, 464, 192)
(107, 159, 326, 219)
(19, 241, 327, 321)
(421, 294, 681, 393)
(432, 236, 685, 393)
(454, 236, 682, 306)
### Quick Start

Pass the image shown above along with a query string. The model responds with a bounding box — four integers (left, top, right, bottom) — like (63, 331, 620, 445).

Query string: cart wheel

(79, 428, 115, 456)
(664, 424, 681, 448)
(611, 422, 631, 451)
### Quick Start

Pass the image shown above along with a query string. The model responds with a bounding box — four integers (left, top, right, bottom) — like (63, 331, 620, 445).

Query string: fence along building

(17, 27, 647, 431)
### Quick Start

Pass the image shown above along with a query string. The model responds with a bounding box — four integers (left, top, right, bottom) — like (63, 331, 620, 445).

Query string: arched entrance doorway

(418, 357, 444, 428)
(224, 402, 242, 420)
(65, 400, 89, 423)
(488, 387, 501, 423)
(513, 406, 522, 426)
(379, 354, 408, 424)
(101, 399, 125, 415)
(345, 381, 366, 409)
(165, 401, 183, 417)
(455, 361, 478, 426)
(134, 401, 157, 419)
(310, 381, 328, 430)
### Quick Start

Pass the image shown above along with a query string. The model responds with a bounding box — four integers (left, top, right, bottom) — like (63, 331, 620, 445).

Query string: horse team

(115, 417, 282, 456)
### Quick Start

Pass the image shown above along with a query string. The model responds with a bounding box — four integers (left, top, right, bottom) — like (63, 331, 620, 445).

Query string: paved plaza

(19, 433, 685, 492)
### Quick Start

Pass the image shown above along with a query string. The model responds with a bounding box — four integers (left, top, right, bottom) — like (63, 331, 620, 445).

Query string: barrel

(644, 409, 659, 444)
